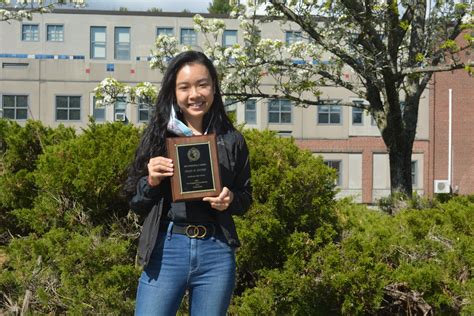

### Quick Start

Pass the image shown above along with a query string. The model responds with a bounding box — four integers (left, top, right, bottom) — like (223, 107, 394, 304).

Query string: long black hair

(125, 51, 234, 195)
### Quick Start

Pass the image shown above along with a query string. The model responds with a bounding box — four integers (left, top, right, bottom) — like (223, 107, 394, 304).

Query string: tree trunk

(388, 143, 413, 197)
(380, 97, 418, 198)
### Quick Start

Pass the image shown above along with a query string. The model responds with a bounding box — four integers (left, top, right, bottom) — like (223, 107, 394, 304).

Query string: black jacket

(130, 129, 252, 267)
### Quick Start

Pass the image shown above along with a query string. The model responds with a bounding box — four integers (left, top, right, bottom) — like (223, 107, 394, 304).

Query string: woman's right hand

(147, 157, 173, 187)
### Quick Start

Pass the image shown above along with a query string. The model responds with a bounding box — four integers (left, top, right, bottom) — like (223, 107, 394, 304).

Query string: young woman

(126, 51, 252, 315)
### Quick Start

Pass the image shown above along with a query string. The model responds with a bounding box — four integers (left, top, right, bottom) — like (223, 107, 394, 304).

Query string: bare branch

(401, 61, 473, 75)
(223, 92, 368, 110)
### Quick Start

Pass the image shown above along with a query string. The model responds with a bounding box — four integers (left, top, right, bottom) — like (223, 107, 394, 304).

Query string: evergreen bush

(1, 121, 472, 315)
(232, 198, 474, 315)
(0, 120, 141, 313)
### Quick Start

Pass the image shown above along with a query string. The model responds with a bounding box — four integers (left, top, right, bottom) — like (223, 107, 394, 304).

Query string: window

(268, 99, 291, 124)
(318, 105, 341, 124)
(224, 98, 237, 116)
(324, 160, 342, 186)
(277, 131, 292, 137)
(411, 161, 417, 187)
(223, 30, 238, 47)
(2, 63, 29, 68)
(92, 97, 105, 121)
(47, 24, 64, 42)
(245, 99, 257, 124)
(285, 31, 302, 45)
(115, 27, 130, 60)
(2, 95, 28, 120)
(114, 97, 127, 121)
(22, 24, 39, 41)
(56, 96, 81, 121)
(180, 28, 197, 45)
(138, 102, 152, 122)
(157, 27, 174, 37)
(352, 107, 363, 124)
(90, 26, 106, 59)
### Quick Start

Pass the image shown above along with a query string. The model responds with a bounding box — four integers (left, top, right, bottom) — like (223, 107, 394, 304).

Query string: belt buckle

(185, 225, 207, 239)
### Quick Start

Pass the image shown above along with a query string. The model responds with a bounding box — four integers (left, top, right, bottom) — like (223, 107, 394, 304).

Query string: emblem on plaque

(187, 147, 200, 162)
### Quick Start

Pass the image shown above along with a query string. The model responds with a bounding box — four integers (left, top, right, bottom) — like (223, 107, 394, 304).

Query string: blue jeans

(135, 222, 236, 316)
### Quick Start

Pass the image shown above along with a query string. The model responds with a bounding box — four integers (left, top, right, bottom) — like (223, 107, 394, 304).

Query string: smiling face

(175, 63, 214, 129)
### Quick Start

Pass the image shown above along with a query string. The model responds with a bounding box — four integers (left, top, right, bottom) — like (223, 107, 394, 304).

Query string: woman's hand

(147, 157, 173, 187)
(203, 187, 234, 211)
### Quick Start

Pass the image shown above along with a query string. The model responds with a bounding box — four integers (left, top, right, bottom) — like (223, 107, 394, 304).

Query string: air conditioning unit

(434, 180, 450, 194)
(115, 112, 126, 122)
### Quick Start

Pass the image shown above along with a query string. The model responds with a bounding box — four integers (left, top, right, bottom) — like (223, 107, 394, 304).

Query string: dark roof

(50, 8, 231, 18)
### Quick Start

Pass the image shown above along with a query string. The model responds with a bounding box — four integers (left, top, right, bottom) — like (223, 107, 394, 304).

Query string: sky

(6, 0, 211, 12)
(79, 0, 210, 12)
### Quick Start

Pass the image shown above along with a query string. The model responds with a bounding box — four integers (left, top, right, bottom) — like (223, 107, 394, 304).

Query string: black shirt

(130, 128, 252, 266)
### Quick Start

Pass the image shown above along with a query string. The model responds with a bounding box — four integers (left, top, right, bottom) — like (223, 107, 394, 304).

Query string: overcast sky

(82, 0, 210, 12)
(7, 0, 210, 12)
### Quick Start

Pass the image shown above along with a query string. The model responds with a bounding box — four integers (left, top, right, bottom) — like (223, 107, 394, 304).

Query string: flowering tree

(94, 79, 158, 109)
(0, 0, 84, 21)
(95, 0, 472, 196)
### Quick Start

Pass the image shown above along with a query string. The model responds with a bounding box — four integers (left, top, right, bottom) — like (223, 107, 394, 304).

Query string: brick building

(429, 31, 474, 195)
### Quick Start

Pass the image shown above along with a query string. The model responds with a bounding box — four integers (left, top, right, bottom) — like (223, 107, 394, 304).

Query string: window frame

(244, 99, 257, 124)
(411, 160, 418, 187)
(55, 95, 81, 121)
(324, 160, 342, 186)
(223, 29, 238, 47)
(137, 101, 152, 123)
(22, 24, 39, 42)
(268, 99, 292, 124)
(224, 98, 237, 114)
(114, 96, 127, 121)
(1, 95, 28, 120)
(114, 27, 131, 60)
(46, 24, 64, 42)
(352, 107, 363, 125)
(180, 28, 197, 45)
(90, 26, 107, 60)
(317, 104, 342, 125)
(91, 96, 106, 122)
(285, 31, 302, 45)
(157, 27, 174, 37)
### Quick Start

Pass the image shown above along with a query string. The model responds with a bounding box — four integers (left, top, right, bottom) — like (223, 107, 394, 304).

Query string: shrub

(1, 121, 141, 313)
(13, 121, 140, 233)
(235, 130, 340, 292)
(232, 197, 474, 315)
(2, 122, 472, 315)
(0, 119, 76, 238)
(0, 216, 139, 314)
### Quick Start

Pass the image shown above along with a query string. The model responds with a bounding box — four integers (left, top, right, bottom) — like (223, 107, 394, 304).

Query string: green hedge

(1, 119, 472, 315)
(231, 198, 473, 315)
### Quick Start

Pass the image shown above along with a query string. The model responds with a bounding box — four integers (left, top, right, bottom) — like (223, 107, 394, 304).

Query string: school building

(1, 9, 472, 202)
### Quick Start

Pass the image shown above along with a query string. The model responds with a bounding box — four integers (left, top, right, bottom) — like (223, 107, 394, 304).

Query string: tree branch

(268, 0, 365, 75)
(223, 92, 368, 110)
(340, 0, 386, 53)
(401, 61, 472, 75)
(419, 16, 469, 90)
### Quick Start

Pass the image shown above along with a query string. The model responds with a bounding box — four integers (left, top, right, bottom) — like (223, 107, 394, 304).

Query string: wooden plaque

(166, 134, 222, 202)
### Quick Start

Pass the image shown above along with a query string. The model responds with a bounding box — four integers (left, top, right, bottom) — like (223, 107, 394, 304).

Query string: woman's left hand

(203, 187, 234, 211)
